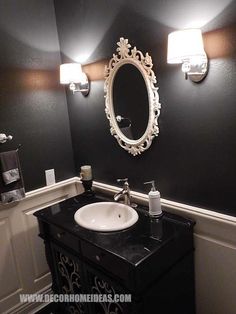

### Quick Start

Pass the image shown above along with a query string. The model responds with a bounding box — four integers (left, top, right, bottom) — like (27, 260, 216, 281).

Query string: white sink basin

(74, 202, 138, 232)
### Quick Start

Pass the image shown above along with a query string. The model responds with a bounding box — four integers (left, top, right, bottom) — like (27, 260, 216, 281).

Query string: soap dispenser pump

(144, 180, 162, 217)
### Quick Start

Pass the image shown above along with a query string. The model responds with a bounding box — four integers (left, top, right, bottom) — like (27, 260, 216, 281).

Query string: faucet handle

(117, 178, 128, 183)
(117, 178, 129, 189)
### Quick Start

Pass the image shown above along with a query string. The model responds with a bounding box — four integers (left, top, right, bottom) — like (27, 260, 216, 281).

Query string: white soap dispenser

(144, 180, 162, 217)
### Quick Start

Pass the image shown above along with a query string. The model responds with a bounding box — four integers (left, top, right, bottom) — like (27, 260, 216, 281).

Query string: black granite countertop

(34, 192, 195, 268)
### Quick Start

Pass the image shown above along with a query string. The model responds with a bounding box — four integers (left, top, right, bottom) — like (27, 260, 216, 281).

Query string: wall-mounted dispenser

(60, 63, 90, 96)
(167, 29, 208, 82)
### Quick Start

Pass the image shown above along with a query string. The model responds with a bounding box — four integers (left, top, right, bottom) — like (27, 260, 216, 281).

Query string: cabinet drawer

(49, 225, 80, 253)
(81, 240, 130, 283)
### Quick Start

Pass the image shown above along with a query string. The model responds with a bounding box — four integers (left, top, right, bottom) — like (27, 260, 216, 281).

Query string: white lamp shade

(167, 29, 205, 64)
(60, 63, 83, 84)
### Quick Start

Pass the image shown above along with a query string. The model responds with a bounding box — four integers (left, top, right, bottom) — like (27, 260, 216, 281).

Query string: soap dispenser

(144, 180, 162, 217)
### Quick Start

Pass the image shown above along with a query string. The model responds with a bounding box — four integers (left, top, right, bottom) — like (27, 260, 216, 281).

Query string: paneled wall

(54, 0, 236, 215)
(93, 181, 236, 314)
(0, 178, 81, 314)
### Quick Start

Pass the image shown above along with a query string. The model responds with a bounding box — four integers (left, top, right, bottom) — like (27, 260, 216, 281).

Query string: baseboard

(4, 286, 52, 314)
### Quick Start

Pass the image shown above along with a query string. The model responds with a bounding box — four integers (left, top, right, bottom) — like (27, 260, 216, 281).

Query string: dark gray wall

(57, 1, 235, 215)
(0, 0, 75, 191)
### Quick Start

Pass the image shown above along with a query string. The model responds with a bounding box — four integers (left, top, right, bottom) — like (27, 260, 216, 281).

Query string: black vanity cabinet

(35, 194, 195, 314)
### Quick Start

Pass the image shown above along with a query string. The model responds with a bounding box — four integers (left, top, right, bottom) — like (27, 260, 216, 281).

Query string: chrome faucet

(114, 178, 131, 206)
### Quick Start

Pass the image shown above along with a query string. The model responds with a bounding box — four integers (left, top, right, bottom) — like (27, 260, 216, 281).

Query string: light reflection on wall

(82, 60, 108, 81)
(58, 1, 125, 63)
(0, 0, 60, 53)
(128, 0, 233, 29)
(0, 68, 60, 92)
(204, 25, 236, 59)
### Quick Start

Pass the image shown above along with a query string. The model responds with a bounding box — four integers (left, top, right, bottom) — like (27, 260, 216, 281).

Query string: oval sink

(74, 202, 138, 232)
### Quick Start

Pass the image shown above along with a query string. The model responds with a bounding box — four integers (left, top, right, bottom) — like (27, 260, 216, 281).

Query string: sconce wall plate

(181, 55, 208, 82)
(69, 78, 90, 96)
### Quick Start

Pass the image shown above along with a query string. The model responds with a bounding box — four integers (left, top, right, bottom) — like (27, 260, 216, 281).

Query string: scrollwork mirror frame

(104, 38, 161, 156)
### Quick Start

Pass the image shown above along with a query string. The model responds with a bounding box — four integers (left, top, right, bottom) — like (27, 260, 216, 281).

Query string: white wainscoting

(1, 177, 235, 314)
(92, 180, 236, 314)
(0, 178, 83, 314)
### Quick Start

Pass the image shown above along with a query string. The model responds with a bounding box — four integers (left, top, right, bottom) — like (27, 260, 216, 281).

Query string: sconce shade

(167, 29, 205, 64)
(60, 63, 83, 84)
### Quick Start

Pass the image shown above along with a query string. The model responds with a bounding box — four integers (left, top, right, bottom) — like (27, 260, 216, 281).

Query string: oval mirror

(113, 63, 149, 140)
(104, 38, 161, 156)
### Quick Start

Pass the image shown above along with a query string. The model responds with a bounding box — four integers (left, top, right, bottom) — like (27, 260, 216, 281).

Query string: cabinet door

(84, 264, 132, 314)
(51, 244, 87, 314)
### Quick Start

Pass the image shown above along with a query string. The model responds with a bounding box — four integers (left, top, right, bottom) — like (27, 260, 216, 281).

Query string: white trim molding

(92, 180, 236, 242)
(0, 177, 82, 213)
(7, 285, 52, 314)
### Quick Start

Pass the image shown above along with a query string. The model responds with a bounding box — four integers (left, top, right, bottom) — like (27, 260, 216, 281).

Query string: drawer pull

(57, 231, 65, 238)
(96, 255, 101, 262)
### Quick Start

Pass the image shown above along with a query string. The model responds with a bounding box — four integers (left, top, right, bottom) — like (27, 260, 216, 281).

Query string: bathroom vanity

(34, 193, 195, 314)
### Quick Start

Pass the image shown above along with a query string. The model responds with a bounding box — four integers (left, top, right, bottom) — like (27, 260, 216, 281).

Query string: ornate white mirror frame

(104, 38, 161, 156)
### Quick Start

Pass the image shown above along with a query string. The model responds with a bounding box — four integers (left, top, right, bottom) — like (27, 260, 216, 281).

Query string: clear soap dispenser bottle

(144, 180, 162, 217)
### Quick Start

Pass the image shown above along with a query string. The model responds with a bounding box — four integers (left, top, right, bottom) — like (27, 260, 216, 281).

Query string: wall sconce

(167, 29, 208, 82)
(60, 63, 90, 96)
